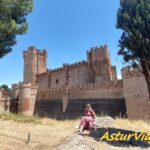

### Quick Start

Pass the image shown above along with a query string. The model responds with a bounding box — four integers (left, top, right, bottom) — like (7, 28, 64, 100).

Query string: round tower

(18, 82, 32, 115)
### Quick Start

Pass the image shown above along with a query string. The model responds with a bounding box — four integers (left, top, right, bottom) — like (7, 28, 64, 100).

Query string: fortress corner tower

(87, 45, 117, 82)
(23, 46, 47, 84)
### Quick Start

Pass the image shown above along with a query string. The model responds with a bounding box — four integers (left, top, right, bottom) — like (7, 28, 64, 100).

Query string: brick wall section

(35, 80, 125, 118)
(125, 97, 150, 120)
(37, 80, 124, 100)
(38, 61, 91, 89)
(122, 67, 150, 120)
(36, 45, 118, 90)
(18, 83, 37, 116)
(0, 89, 10, 113)
(35, 99, 126, 119)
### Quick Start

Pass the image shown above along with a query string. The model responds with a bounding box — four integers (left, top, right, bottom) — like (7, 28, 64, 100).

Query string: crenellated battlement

(88, 44, 108, 53)
(38, 72, 49, 76)
(38, 80, 123, 93)
(36, 44, 117, 89)
(63, 60, 87, 68)
(12, 83, 19, 89)
(38, 60, 88, 76)
(51, 60, 87, 72)
(87, 45, 110, 64)
(121, 66, 143, 79)
(23, 46, 47, 57)
(19, 82, 31, 88)
(49, 67, 64, 73)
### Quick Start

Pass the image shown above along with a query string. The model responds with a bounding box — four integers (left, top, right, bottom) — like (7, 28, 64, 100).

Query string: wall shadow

(34, 98, 126, 120)
(90, 128, 150, 148)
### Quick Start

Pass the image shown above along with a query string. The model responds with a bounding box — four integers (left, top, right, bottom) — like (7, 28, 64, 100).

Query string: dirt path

(0, 120, 75, 150)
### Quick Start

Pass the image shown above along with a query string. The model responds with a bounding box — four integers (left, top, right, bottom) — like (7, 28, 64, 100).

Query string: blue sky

(0, 0, 125, 87)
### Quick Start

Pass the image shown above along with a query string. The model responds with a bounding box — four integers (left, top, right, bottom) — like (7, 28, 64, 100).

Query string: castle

(0, 45, 149, 120)
(23, 45, 117, 89)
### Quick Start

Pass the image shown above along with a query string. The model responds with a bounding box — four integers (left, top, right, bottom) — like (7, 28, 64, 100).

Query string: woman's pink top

(84, 109, 96, 121)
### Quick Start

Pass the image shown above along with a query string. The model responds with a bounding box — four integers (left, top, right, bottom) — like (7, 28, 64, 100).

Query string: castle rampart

(17, 45, 124, 117)
(122, 66, 150, 120)
(35, 79, 125, 118)
(18, 82, 37, 116)
(36, 45, 118, 90)
(2, 44, 147, 120)
(0, 88, 10, 113)
(11, 82, 38, 116)
(37, 80, 123, 101)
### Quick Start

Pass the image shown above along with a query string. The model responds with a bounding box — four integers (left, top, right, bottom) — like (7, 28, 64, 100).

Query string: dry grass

(0, 113, 78, 150)
(114, 118, 150, 133)
(0, 113, 41, 123)
(0, 113, 150, 150)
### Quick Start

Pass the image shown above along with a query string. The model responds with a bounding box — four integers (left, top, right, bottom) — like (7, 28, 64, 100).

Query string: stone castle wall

(10, 66, 150, 121)
(8, 45, 150, 121)
(35, 80, 126, 118)
(122, 67, 150, 120)
(35, 99, 126, 119)
(37, 45, 118, 90)
(12, 82, 37, 116)
(37, 80, 123, 100)
(16, 45, 123, 118)
(0, 89, 10, 113)
(38, 61, 91, 89)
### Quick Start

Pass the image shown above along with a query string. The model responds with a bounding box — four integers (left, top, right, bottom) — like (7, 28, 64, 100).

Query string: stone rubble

(52, 135, 98, 150)
(95, 116, 114, 128)
(53, 116, 114, 150)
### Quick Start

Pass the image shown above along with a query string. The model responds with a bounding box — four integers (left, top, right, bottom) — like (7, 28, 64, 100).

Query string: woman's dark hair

(86, 103, 91, 108)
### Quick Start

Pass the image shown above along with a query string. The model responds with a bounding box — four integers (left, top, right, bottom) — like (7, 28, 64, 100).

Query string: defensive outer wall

(0, 45, 149, 120)
(35, 80, 125, 118)
(122, 67, 150, 120)
(7, 67, 150, 120)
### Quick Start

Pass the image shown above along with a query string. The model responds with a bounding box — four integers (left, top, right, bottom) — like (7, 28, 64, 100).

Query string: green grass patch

(0, 113, 42, 124)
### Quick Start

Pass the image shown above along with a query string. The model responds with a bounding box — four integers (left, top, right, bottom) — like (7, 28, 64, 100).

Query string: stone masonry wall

(11, 83, 37, 116)
(38, 61, 90, 89)
(38, 73, 49, 89)
(35, 80, 126, 118)
(68, 62, 90, 86)
(50, 70, 66, 88)
(36, 45, 118, 90)
(18, 83, 37, 116)
(37, 80, 123, 100)
(35, 99, 126, 119)
(0, 89, 10, 113)
(122, 67, 150, 120)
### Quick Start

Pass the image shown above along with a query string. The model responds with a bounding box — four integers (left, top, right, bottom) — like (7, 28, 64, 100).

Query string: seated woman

(79, 104, 96, 133)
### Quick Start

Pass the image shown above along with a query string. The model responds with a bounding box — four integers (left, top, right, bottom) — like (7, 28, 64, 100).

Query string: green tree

(0, 84, 11, 92)
(0, 0, 33, 58)
(117, 0, 150, 99)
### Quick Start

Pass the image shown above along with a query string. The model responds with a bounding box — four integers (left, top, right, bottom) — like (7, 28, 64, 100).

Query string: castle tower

(87, 45, 117, 82)
(18, 82, 37, 116)
(23, 46, 47, 84)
